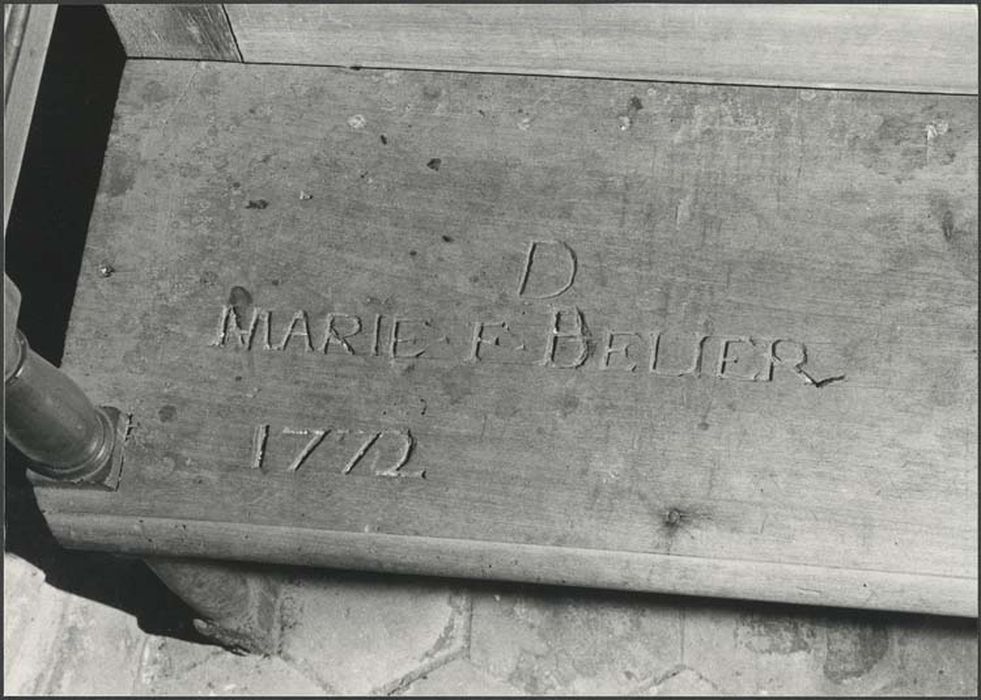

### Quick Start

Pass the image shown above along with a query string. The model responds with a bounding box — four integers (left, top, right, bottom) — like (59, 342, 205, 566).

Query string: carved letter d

(516, 240, 578, 300)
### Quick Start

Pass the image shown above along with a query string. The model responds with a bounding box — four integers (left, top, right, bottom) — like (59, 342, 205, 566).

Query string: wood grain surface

(222, 4, 979, 94)
(105, 4, 240, 62)
(3, 3, 56, 231)
(37, 60, 978, 616)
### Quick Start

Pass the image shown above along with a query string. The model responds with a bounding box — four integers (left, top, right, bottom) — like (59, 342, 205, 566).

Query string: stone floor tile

(277, 569, 468, 695)
(683, 604, 833, 696)
(141, 647, 325, 696)
(3, 553, 72, 695)
(644, 667, 722, 696)
(37, 590, 148, 695)
(401, 658, 524, 696)
(135, 634, 226, 691)
(872, 615, 978, 696)
(470, 585, 683, 695)
(682, 602, 979, 697)
(7, 549, 978, 698)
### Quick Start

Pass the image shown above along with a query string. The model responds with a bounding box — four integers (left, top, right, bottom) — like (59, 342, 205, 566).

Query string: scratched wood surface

(220, 3, 979, 95)
(37, 60, 978, 616)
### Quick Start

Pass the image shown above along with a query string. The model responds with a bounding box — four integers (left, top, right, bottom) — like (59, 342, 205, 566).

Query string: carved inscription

(251, 423, 269, 470)
(211, 239, 845, 387)
(467, 320, 510, 362)
(517, 239, 578, 299)
(281, 427, 327, 472)
(389, 318, 432, 359)
(212, 305, 835, 385)
(321, 314, 361, 354)
(251, 424, 424, 478)
(542, 307, 590, 369)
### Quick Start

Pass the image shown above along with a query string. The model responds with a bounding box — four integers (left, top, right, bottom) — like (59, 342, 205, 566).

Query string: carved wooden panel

(36, 60, 978, 616)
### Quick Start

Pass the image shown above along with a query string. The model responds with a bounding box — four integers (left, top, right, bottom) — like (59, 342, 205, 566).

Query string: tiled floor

(4, 551, 978, 696)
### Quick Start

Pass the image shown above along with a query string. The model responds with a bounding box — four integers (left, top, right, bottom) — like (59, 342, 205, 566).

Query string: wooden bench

(17, 5, 979, 625)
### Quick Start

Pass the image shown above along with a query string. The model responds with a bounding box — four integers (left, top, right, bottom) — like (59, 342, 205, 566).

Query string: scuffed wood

(106, 4, 240, 61)
(38, 61, 978, 616)
(223, 4, 978, 94)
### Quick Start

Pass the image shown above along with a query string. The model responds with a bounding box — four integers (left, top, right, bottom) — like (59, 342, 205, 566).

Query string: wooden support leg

(144, 556, 283, 655)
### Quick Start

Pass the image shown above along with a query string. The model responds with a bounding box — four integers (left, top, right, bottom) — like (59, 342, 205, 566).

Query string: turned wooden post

(4, 274, 125, 488)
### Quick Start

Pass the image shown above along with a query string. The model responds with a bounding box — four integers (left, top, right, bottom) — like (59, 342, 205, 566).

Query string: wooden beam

(3, 3, 56, 233)
(48, 514, 979, 617)
(105, 4, 241, 62)
(223, 3, 978, 94)
(37, 60, 978, 616)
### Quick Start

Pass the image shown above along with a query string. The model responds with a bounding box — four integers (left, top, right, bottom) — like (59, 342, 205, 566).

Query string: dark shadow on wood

(3, 5, 211, 647)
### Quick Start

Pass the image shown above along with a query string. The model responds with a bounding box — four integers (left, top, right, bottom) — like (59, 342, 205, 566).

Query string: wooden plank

(105, 4, 240, 61)
(3, 3, 56, 233)
(46, 514, 978, 617)
(39, 60, 978, 616)
(223, 3, 979, 95)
